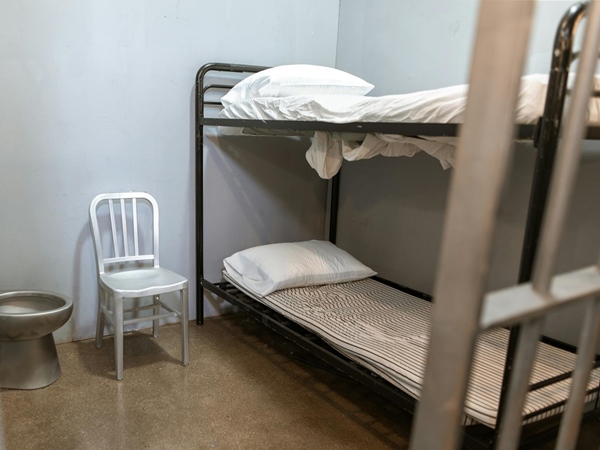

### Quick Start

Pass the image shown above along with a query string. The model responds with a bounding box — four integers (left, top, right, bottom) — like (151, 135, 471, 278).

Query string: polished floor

(1, 314, 598, 449)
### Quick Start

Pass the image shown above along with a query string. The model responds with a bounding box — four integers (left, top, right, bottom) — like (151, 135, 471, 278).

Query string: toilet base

(0, 334, 62, 389)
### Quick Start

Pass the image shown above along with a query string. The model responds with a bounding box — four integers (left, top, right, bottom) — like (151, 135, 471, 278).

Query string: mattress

(223, 272, 600, 428)
(218, 74, 600, 178)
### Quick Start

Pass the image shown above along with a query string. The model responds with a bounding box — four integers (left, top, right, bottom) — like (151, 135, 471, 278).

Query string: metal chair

(89, 192, 189, 380)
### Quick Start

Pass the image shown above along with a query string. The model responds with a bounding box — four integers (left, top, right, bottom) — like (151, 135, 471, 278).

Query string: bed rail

(194, 63, 268, 325)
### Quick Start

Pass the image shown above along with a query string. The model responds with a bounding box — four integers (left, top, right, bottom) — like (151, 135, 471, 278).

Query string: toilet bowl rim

(0, 290, 73, 318)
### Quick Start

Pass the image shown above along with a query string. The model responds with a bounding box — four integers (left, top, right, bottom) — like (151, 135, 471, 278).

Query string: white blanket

(219, 74, 600, 178)
(305, 132, 457, 178)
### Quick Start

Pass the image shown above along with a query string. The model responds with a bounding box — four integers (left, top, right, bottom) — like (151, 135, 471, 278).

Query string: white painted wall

(335, 0, 600, 349)
(0, 0, 337, 343)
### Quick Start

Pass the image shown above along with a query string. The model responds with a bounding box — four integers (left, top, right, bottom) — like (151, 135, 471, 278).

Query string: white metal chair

(89, 192, 189, 380)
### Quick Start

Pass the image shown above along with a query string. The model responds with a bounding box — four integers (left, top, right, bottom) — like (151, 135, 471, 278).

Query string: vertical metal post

(555, 299, 600, 450)
(495, 319, 543, 450)
(328, 171, 341, 244)
(518, 1, 587, 285)
(410, 1, 536, 448)
(195, 67, 205, 325)
(494, 4, 587, 444)
(533, 0, 600, 295)
(535, 3, 600, 444)
(0, 398, 4, 450)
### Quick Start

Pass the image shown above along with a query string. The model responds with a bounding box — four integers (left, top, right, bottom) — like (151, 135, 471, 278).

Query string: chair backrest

(89, 192, 160, 274)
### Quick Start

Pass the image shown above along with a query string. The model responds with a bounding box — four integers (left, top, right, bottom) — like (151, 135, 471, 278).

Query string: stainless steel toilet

(0, 291, 73, 389)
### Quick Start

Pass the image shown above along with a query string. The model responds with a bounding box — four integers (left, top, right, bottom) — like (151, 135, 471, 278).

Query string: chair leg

(114, 296, 124, 381)
(181, 287, 189, 366)
(95, 287, 106, 348)
(152, 294, 160, 338)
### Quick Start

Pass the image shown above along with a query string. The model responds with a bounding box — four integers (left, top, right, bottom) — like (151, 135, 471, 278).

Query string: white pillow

(223, 240, 377, 297)
(221, 65, 374, 107)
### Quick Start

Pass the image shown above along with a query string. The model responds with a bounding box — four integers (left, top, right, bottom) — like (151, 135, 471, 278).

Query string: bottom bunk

(202, 275, 600, 449)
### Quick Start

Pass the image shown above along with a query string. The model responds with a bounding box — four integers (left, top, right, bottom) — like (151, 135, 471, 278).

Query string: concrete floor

(1, 314, 598, 449)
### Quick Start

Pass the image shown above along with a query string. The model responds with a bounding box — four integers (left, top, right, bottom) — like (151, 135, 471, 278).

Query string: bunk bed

(194, 3, 600, 448)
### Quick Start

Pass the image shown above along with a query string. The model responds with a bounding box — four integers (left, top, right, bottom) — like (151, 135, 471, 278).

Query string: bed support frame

(494, 2, 590, 447)
(194, 3, 600, 448)
(413, 1, 600, 448)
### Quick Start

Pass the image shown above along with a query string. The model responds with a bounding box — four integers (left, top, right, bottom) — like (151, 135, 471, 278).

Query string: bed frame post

(194, 63, 271, 326)
(195, 63, 228, 325)
(328, 172, 341, 244)
(493, 2, 588, 444)
(410, 0, 536, 448)
(519, 1, 586, 285)
(195, 66, 206, 325)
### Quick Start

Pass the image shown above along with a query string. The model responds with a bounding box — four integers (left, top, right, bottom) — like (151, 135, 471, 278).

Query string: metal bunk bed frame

(413, 1, 600, 448)
(193, 3, 600, 448)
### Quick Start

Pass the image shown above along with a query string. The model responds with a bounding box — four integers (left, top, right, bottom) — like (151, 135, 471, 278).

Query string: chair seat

(100, 268, 187, 297)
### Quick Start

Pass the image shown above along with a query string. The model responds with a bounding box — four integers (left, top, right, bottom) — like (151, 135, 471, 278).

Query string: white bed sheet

(218, 74, 600, 178)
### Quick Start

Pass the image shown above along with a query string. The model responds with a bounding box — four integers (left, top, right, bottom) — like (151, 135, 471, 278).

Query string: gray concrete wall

(0, 0, 336, 343)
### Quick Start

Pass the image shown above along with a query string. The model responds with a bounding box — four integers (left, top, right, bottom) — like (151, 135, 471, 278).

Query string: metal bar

(596, 374, 600, 410)
(533, 0, 600, 295)
(151, 195, 159, 268)
(540, 335, 580, 355)
(123, 312, 176, 325)
(328, 171, 340, 244)
(202, 84, 236, 94)
(496, 4, 592, 446)
(101, 305, 114, 327)
(518, 1, 587, 285)
(201, 118, 464, 136)
(481, 266, 600, 329)
(496, 3, 586, 436)
(132, 198, 139, 256)
(555, 298, 600, 450)
(495, 320, 543, 450)
(108, 199, 119, 257)
(495, 325, 521, 447)
(196, 63, 269, 122)
(121, 301, 180, 316)
(522, 385, 600, 420)
(114, 296, 124, 381)
(195, 65, 204, 325)
(103, 255, 154, 264)
(529, 359, 600, 392)
(156, 299, 179, 315)
(123, 304, 164, 313)
(200, 118, 600, 140)
(120, 199, 129, 257)
(194, 63, 269, 326)
(410, 1, 536, 449)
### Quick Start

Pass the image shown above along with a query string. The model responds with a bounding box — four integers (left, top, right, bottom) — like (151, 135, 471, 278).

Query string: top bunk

(196, 63, 600, 142)
(195, 3, 600, 179)
(197, 60, 505, 138)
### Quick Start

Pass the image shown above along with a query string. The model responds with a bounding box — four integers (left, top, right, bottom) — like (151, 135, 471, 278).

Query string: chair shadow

(75, 328, 182, 380)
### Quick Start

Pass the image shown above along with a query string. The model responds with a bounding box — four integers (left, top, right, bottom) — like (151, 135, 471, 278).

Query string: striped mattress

(223, 273, 600, 428)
